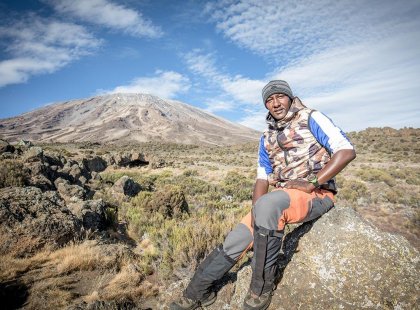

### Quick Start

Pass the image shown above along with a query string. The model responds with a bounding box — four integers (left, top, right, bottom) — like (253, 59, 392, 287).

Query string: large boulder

(0, 139, 14, 154)
(160, 206, 419, 309)
(83, 156, 107, 172)
(25, 161, 55, 190)
(103, 151, 148, 167)
(111, 176, 141, 197)
(55, 178, 86, 202)
(67, 199, 107, 231)
(0, 187, 81, 256)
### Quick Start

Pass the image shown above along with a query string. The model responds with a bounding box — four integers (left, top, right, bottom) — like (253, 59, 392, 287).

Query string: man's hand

(284, 180, 315, 193)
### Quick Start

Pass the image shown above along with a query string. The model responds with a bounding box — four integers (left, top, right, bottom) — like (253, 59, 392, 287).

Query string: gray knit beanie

(262, 80, 293, 104)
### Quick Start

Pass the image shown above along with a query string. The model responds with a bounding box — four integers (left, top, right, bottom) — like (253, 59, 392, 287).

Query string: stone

(150, 158, 166, 169)
(0, 187, 81, 256)
(0, 139, 14, 154)
(17, 139, 33, 148)
(79, 175, 87, 186)
(25, 161, 55, 190)
(91, 171, 102, 181)
(69, 164, 82, 181)
(56, 179, 86, 202)
(67, 199, 107, 231)
(103, 151, 148, 167)
(112, 176, 141, 197)
(83, 157, 107, 172)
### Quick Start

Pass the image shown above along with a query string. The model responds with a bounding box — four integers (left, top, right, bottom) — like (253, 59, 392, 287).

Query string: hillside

(0, 93, 259, 146)
(0, 127, 419, 309)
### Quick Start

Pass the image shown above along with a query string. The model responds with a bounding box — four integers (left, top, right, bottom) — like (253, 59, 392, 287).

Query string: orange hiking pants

(222, 188, 335, 261)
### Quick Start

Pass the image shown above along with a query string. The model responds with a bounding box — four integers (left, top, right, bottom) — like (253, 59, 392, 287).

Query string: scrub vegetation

(0, 127, 418, 308)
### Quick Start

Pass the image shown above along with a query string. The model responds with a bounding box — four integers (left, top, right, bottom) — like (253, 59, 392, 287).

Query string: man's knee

(223, 223, 253, 260)
(253, 190, 290, 230)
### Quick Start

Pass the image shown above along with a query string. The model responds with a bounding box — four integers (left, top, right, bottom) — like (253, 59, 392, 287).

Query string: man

(170, 80, 356, 310)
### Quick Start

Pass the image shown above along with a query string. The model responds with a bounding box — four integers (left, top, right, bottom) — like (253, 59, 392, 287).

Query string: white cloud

(203, 99, 234, 113)
(274, 28, 420, 131)
(47, 0, 163, 38)
(0, 16, 101, 87)
(184, 49, 264, 109)
(238, 109, 267, 132)
(205, 0, 420, 59)
(201, 0, 420, 131)
(220, 76, 264, 105)
(103, 70, 191, 99)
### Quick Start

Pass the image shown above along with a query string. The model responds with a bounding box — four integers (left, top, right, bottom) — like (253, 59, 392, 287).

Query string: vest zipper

(276, 135, 289, 165)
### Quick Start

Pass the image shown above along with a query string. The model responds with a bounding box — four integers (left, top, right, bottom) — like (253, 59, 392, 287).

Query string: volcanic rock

(0, 187, 81, 256)
(111, 176, 141, 197)
(83, 157, 107, 172)
(160, 206, 419, 309)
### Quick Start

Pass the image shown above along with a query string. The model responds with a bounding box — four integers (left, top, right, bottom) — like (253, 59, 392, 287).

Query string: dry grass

(0, 250, 50, 281)
(48, 241, 116, 274)
(27, 276, 75, 310)
(101, 264, 158, 300)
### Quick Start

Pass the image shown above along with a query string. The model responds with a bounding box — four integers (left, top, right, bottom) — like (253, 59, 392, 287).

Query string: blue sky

(0, 0, 419, 132)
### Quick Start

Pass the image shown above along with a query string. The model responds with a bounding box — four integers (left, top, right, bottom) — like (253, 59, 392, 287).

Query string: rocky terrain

(0, 127, 419, 309)
(0, 93, 259, 146)
(160, 206, 419, 309)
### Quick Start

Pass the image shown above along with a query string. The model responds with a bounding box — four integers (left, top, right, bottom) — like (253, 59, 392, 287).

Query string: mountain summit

(0, 94, 259, 145)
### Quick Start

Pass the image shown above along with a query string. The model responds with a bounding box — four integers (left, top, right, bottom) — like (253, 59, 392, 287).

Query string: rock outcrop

(159, 206, 419, 309)
(83, 156, 107, 172)
(0, 143, 119, 255)
(103, 150, 148, 168)
(0, 139, 14, 154)
(111, 176, 141, 198)
(67, 199, 108, 231)
(0, 187, 82, 256)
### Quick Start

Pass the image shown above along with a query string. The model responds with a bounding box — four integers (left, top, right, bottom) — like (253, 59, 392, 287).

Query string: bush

(356, 168, 396, 187)
(337, 179, 368, 202)
(222, 171, 253, 202)
(131, 186, 188, 218)
(0, 160, 29, 188)
(182, 169, 199, 177)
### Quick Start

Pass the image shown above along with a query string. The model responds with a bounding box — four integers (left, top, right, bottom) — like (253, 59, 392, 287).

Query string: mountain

(0, 93, 260, 145)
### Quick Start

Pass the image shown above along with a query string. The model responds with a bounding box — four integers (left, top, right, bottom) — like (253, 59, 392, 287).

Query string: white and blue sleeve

(257, 135, 273, 180)
(308, 111, 354, 154)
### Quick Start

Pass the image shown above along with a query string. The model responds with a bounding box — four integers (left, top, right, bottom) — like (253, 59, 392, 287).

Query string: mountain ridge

(0, 93, 260, 146)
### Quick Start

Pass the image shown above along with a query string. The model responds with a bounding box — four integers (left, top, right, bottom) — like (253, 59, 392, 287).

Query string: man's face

(265, 93, 292, 120)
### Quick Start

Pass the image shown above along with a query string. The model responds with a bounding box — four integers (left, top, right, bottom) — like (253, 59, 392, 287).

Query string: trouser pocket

(304, 195, 334, 222)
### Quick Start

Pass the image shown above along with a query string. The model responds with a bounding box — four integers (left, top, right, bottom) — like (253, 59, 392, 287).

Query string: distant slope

(0, 93, 260, 146)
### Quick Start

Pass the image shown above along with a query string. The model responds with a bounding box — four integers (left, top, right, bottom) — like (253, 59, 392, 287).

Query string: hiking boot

(242, 289, 273, 310)
(169, 291, 216, 310)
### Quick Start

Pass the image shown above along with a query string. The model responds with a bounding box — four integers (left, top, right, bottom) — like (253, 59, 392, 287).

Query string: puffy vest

(263, 107, 331, 188)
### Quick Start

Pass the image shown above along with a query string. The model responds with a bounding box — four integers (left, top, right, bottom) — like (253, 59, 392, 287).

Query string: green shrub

(337, 179, 368, 202)
(104, 205, 119, 229)
(406, 173, 420, 185)
(131, 186, 188, 218)
(385, 189, 400, 203)
(182, 169, 199, 177)
(222, 171, 253, 202)
(356, 168, 396, 187)
(0, 160, 29, 188)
